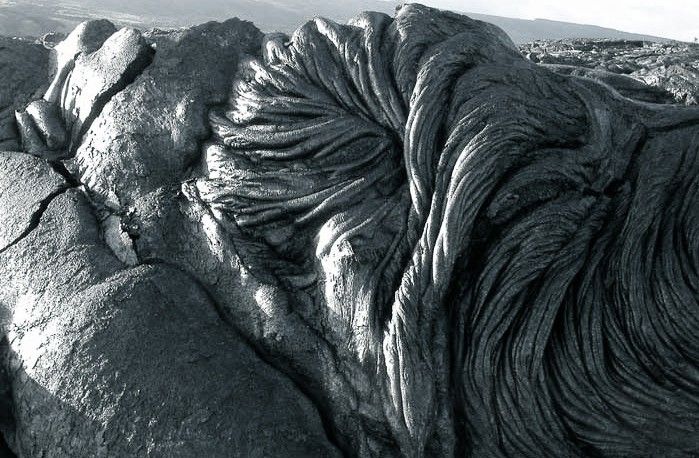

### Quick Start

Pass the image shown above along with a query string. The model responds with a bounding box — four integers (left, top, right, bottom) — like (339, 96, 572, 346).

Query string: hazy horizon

(411, 0, 698, 43)
(0, 0, 692, 43)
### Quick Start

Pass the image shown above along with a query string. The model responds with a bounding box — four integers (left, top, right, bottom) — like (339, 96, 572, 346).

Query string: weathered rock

(14, 20, 128, 158)
(0, 37, 49, 151)
(43, 20, 117, 104)
(60, 27, 154, 150)
(72, 18, 262, 262)
(12, 111, 46, 157)
(1, 15, 341, 458)
(544, 63, 678, 103)
(639, 62, 699, 104)
(0, 152, 68, 254)
(101, 214, 139, 266)
(191, 5, 699, 456)
(0, 171, 339, 457)
(24, 100, 67, 151)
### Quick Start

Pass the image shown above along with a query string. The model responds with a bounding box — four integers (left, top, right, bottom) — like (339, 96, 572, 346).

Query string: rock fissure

(67, 42, 155, 154)
(0, 186, 72, 255)
(47, 160, 80, 187)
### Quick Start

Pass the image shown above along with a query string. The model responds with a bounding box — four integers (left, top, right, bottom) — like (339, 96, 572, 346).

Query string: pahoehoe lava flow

(1, 3, 698, 457)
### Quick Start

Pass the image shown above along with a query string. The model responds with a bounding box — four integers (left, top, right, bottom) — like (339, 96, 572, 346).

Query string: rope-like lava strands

(194, 4, 699, 456)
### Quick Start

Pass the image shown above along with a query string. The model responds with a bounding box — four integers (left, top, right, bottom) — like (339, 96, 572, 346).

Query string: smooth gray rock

(24, 100, 67, 152)
(12, 111, 46, 156)
(14, 20, 129, 158)
(15, 20, 116, 159)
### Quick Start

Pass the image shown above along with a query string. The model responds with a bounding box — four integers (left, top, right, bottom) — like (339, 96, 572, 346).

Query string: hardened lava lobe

(196, 4, 699, 456)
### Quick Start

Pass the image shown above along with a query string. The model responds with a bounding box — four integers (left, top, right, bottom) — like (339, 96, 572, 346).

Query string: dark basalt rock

(521, 39, 699, 104)
(1, 17, 336, 458)
(542, 64, 678, 103)
(1, 4, 699, 458)
(71, 18, 263, 264)
(0, 186, 339, 457)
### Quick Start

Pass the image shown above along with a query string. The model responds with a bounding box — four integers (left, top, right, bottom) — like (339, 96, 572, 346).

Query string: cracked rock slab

(0, 188, 340, 457)
(72, 18, 262, 258)
(60, 27, 154, 150)
(0, 152, 67, 253)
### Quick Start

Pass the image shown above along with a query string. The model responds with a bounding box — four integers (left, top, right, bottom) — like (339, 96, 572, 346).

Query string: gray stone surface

(43, 20, 117, 104)
(14, 20, 131, 158)
(12, 112, 46, 156)
(60, 27, 154, 150)
(24, 100, 67, 152)
(72, 18, 262, 261)
(0, 16, 340, 458)
(0, 152, 68, 253)
(0, 182, 339, 457)
(0, 38, 49, 151)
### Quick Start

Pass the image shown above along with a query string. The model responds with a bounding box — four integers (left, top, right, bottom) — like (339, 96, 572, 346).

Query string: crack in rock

(0, 186, 71, 256)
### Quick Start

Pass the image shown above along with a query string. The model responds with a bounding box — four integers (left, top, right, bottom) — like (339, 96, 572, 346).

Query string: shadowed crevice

(0, 338, 16, 458)
(48, 160, 81, 187)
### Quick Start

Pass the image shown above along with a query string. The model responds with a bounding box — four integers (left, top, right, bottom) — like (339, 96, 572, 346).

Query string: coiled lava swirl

(191, 4, 699, 456)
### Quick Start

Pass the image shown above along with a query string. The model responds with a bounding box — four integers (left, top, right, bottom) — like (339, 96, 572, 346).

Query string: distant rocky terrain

(0, 4, 698, 457)
(521, 39, 699, 104)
